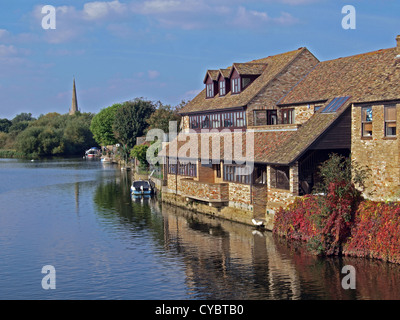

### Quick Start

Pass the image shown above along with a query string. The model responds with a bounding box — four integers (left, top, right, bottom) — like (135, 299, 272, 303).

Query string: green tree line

(0, 98, 186, 160)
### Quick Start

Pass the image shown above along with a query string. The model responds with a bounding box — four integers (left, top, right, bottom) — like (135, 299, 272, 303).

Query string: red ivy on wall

(274, 183, 400, 263)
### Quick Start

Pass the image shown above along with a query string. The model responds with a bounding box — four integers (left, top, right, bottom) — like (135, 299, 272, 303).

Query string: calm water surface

(0, 158, 399, 300)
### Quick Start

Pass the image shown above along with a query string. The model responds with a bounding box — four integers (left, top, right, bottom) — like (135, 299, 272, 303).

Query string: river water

(0, 158, 399, 300)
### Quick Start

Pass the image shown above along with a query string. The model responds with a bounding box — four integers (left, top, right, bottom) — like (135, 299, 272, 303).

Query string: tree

(112, 98, 156, 161)
(14, 112, 96, 157)
(0, 118, 12, 133)
(131, 144, 149, 168)
(12, 112, 35, 124)
(64, 113, 97, 154)
(146, 102, 182, 133)
(90, 104, 121, 146)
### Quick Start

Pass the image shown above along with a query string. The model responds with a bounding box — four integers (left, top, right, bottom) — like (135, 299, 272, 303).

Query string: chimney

(396, 35, 400, 58)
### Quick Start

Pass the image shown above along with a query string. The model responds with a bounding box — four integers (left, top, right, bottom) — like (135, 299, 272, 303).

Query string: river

(0, 158, 399, 300)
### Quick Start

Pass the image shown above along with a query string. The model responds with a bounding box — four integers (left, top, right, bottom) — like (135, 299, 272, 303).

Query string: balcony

(180, 178, 229, 203)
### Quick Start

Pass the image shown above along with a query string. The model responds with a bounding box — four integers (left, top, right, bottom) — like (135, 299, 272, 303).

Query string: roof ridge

(321, 47, 395, 64)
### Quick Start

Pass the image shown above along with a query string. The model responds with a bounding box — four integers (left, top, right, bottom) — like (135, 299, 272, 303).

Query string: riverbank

(0, 149, 25, 158)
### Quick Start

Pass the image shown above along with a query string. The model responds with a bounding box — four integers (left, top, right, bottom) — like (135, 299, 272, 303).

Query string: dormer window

(219, 80, 226, 96)
(242, 77, 251, 89)
(206, 83, 214, 98)
(232, 78, 240, 94)
(204, 70, 219, 99)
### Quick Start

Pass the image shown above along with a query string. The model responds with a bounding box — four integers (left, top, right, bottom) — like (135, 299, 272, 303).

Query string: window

(223, 112, 233, 127)
(270, 166, 290, 190)
(281, 109, 295, 124)
(254, 110, 278, 126)
(232, 78, 240, 94)
(268, 110, 277, 125)
(206, 83, 214, 98)
(213, 164, 221, 178)
(235, 111, 245, 127)
(168, 160, 177, 174)
(223, 164, 251, 184)
(314, 105, 323, 112)
(176, 161, 197, 177)
(219, 80, 226, 96)
(201, 115, 210, 129)
(385, 105, 396, 137)
(211, 114, 221, 128)
(189, 111, 246, 129)
(241, 77, 251, 89)
(361, 106, 373, 137)
(190, 115, 200, 129)
(253, 165, 267, 185)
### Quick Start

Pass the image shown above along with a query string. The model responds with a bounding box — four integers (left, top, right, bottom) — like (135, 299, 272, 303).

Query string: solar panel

(321, 96, 351, 113)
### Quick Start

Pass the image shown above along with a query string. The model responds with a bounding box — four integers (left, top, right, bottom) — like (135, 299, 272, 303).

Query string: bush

(344, 201, 400, 264)
(274, 153, 364, 256)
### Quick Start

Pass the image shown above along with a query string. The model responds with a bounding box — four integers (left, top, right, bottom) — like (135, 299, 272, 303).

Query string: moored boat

(130, 180, 152, 196)
(85, 147, 101, 159)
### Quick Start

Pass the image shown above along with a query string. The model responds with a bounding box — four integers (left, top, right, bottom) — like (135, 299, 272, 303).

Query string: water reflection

(90, 170, 400, 300)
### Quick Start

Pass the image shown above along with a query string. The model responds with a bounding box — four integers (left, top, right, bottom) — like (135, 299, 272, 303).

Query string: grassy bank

(0, 149, 25, 158)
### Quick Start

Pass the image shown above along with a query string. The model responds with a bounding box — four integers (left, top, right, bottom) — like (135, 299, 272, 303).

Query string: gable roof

(203, 70, 220, 84)
(181, 47, 313, 114)
(229, 63, 268, 77)
(279, 47, 400, 106)
(218, 69, 231, 79)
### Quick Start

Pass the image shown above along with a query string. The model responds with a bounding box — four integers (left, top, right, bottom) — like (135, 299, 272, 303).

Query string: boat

(130, 180, 152, 196)
(85, 147, 101, 159)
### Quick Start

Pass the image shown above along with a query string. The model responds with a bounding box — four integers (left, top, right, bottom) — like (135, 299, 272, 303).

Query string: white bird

(252, 219, 264, 226)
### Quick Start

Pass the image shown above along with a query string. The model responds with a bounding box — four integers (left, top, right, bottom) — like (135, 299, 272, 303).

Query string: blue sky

(1, 0, 400, 119)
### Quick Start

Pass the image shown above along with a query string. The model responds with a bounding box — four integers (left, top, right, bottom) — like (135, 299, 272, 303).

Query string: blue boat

(130, 180, 152, 196)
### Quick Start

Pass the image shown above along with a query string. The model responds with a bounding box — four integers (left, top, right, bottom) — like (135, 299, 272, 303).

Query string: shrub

(344, 201, 400, 264)
(274, 153, 365, 257)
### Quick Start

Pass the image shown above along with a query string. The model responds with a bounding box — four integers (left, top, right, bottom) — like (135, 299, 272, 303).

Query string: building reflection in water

(93, 172, 400, 300)
(157, 202, 301, 300)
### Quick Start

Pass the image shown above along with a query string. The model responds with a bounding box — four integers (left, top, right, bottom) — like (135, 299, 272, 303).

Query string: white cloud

(233, 6, 298, 28)
(83, 1, 127, 20)
(148, 70, 160, 79)
(134, 0, 204, 14)
(25, 0, 301, 43)
(0, 45, 17, 57)
(0, 29, 9, 39)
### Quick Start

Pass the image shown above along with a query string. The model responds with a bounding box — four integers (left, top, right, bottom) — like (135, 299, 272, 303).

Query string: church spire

(69, 77, 79, 115)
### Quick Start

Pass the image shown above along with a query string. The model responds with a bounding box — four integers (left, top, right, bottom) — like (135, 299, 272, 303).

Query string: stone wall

(228, 182, 252, 211)
(179, 178, 229, 202)
(351, 104, 400, 201)
(162, 192, 254, 226)
(182, 115, 190, 132)
(294, 104, 321, 125)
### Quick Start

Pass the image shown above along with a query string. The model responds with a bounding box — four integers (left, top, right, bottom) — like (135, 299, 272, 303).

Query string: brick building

(160, 36, 400, 228)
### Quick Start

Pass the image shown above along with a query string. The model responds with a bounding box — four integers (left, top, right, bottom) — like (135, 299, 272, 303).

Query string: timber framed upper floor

(179, 47, 320, 131)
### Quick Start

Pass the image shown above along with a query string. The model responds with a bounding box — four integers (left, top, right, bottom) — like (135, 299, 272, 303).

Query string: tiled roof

(219, 69, 231, 78)
(160, 104, 348, 166)
(230, 63, 267, 76)
(159, 130, 295, 164)
(203, 70, 220, 83)
(279, 47, 400, 105)
(264, 112, 340, 165)
(181, 48, 309, 114)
